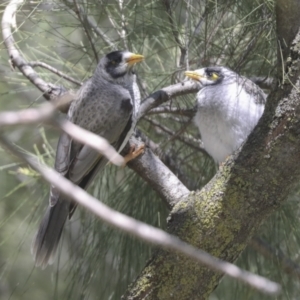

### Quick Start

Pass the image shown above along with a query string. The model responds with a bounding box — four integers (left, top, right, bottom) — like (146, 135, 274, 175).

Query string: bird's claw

(122, 144, 145, 167)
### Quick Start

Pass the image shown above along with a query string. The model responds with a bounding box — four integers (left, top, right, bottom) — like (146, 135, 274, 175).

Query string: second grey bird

(32, 50, 144, 268)
(185, 66, 266, 163)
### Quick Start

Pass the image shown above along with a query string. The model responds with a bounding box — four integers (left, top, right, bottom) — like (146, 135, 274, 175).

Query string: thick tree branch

(124, 134, 190, 209)
(135, 131, 199, 190)
(124, 12, 300, 300)
(0, 135, 280, 296)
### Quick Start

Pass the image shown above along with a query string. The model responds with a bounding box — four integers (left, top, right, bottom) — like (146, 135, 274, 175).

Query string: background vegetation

(1, 0, 299, 299)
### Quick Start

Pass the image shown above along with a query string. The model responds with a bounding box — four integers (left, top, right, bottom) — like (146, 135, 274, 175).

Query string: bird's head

(96, 50, 144, 82)
(184, 67, 229, 86)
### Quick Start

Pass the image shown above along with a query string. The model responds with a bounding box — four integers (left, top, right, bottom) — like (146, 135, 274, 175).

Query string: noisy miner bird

(32, 50, 145, 268)
(185, 66, 266, 163)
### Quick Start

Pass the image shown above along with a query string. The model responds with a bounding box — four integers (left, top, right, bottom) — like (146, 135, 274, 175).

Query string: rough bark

(276, 0, 300, 76)
(123, 2, 300, 299)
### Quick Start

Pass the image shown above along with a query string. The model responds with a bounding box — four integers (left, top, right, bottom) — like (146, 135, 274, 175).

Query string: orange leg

(123, 144, 145, 166)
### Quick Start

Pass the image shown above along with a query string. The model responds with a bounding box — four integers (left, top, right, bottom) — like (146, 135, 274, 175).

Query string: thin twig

(162, 0, 186, 66)
(251, 237, 300, 281)
(0, 104, 124, 166)
(72, 0, 99, 62)
(2, 0, 64, 100)
(118, 0, 128, 49)
(147, 106, 196, 117)
(144, 117, 206, 155)
(0, 135, 281, 296)
(28, 61, 82, 86)
(184, 0, 191, 70)
(62, 0, 116, 49)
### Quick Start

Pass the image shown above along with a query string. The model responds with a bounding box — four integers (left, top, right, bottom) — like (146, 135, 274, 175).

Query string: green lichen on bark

(123, 19, 300, 300)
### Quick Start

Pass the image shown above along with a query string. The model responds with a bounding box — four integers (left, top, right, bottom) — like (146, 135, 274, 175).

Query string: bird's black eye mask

(106, 51, 123, 64)
(205, 68, 224, 84)
(105, 51, 127, 79)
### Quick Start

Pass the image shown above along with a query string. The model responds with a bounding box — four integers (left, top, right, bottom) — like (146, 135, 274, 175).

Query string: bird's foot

(122, 144, 145, 167)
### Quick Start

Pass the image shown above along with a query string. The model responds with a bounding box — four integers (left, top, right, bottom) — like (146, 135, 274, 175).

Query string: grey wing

(68, 99, 133, 184)
(239, 76, 267, 105)
(70, 115, 133, 202)
(49, 132, 72, 207)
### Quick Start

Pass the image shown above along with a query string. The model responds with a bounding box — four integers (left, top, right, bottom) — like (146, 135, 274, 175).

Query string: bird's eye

(211, 72, 219, 80)
(111, 61, 116, 65)
(206, 71, 219, 80)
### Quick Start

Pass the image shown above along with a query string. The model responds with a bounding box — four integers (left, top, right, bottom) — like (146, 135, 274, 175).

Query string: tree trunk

(123, 1, 300, 298)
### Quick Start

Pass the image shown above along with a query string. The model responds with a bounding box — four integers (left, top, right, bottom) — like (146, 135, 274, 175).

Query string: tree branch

(124, 133, 190, 209)
(0, 135, 281, 296)
(138, 80, 200, 120)
(1, 0, 65, 100)
(28, 61, 82, 86)
(147, 106, 196, 118)
(123, 14, 300, 300)
(0, 104, 124, 166)
(133, 131, 199, 190)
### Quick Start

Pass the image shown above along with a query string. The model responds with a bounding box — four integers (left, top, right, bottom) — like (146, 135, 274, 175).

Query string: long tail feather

(31, 200, 69, 269)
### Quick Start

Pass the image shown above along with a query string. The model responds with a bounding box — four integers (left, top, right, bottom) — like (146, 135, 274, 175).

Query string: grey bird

(185, 66, 266, 163)
(32, 50, 144, 268)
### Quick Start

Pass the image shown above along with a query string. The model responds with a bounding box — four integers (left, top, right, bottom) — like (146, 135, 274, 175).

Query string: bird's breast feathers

(195, 81, 264, 162)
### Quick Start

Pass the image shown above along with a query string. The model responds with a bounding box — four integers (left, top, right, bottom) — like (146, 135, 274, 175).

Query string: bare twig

(162, 0, 186, 66)
(63, 0, 116, 49)
(118, 0, 128, 49)
(251, 237, 300, 281)
(28, 61, 82, 86)
(57, 119, 124, 166)
(72, 0, 99, 62)
(148, 106, 196, 117)
(0, 103, 56, 126)
(1, 0, 64, 100)
(184, 0, 191, 70)
(188, 7, 208, 47)
(138, 80, 200, 120)
(0, 104, 124, 166)
(0, 135, 281, 296)
(144, 117, 206, 155)
(158, 114, 195, 149)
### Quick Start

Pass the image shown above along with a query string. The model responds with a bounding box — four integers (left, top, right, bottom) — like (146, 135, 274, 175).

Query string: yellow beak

(126, 54, 144, 65)
(184, 71, 203, 81)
